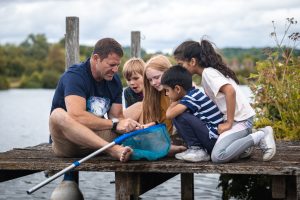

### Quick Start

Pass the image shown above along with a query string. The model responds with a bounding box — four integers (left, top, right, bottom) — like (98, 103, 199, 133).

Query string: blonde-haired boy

(122, 57, 145, 108)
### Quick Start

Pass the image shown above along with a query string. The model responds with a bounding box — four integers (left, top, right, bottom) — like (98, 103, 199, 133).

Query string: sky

(0, 0, 299, 53)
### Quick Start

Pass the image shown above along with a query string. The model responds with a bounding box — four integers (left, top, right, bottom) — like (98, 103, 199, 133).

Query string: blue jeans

(172, 112, 217, 154)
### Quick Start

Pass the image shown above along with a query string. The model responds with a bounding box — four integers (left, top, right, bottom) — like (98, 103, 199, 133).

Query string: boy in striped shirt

(161, 65, 224, 162)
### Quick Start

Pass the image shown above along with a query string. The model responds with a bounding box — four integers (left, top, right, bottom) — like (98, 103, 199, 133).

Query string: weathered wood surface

(0, 141, 299, 176)
(65, 16, 79, 69)
(131, 31, 141, 58)
(0, 141, 299, 199)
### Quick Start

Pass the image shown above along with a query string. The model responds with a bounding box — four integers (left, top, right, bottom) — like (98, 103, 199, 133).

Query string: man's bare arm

(65, 95, 113, 131)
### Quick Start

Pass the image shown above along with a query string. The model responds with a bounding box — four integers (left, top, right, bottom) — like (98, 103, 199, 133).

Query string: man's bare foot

(168, 145, 187, 156)
(109, 145, 133, 162)
(120, 146, 133, 162)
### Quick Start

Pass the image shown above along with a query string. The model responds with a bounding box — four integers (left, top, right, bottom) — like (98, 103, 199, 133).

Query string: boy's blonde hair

(122, 57, 145, 80)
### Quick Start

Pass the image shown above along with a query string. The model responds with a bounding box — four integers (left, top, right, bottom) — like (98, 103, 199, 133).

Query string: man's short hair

(93, 38, 123, 59)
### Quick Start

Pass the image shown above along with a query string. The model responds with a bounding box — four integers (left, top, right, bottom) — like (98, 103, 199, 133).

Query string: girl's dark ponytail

(174, 39, 239, 84)
(200, 40, 239, 84)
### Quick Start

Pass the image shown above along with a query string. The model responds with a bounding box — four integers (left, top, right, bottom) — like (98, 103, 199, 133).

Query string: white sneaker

(239, 146, 254, 159)
(175, 149, 192, 160)
(258, 126, 276, 161)
(181, 146, 210, 162)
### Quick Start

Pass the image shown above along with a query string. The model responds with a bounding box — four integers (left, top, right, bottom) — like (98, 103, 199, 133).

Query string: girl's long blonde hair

(142, 55, 172, 124)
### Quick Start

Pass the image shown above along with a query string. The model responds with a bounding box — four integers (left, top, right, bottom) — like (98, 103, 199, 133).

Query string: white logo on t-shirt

(87, 96, 110, 117)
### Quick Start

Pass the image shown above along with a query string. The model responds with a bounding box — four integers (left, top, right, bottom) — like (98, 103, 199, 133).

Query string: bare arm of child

(217, 84, 236, 134)
(166, 101, 187, 120)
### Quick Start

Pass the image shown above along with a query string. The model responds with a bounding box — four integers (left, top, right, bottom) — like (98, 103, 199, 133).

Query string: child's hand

(141, 122, 156, 129)
(218, 122, 233, 134)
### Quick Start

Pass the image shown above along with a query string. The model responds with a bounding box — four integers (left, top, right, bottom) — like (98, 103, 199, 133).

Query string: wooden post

(65, 17, 80, 69)
(181, 173, 194, 200)
(131, 31, 141, 58)
(63, 16, 80, 185)
(272, 176, 286, 199)
(272, 175, 300, 200)
(115, 172, 141, 200)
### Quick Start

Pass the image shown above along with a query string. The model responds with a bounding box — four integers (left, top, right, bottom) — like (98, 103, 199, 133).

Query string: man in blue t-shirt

(50, 38, 142, 162)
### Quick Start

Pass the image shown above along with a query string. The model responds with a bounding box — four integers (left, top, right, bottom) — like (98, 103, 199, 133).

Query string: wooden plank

(1, 158, 298, 176)
(181, 173, 194, 200)
(0, 142, 299, 176)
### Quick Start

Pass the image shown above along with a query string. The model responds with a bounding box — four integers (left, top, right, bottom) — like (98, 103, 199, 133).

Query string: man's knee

(50, 108, 70, 127)
(49, 108, 72, 139)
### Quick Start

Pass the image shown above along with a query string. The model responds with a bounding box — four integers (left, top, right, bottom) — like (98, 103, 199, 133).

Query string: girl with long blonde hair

(142, 55, 173, 133)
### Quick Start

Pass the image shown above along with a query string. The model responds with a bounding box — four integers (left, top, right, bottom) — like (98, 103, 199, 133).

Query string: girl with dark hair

(173, 39, 276, 163)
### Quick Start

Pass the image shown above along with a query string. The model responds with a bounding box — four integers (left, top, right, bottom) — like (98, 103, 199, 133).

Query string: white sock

(250, 130, 265, 145)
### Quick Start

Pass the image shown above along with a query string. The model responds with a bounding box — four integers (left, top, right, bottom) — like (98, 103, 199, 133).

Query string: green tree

(0, 46, 7, 75)
(46, 44, 65, 73)
(21, 34, 49, 60)
(1, 44, 26, 77)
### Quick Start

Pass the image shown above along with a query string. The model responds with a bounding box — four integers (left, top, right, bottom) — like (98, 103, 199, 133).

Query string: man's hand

(218, 121, 233, 134)
(115, 118, 142, 133)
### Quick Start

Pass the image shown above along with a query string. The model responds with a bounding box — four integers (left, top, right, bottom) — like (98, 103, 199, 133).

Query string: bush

(250, 18, 300, 140)
(19, 72, 42, 88)
(0, 76, 9, 90)
(41, 70, 60, 88)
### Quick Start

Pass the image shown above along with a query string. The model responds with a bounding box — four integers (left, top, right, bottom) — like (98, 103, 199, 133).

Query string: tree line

(0, 33, 299, 89)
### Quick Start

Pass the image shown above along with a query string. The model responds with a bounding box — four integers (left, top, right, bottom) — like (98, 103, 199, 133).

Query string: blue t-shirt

(51, 58, 122, 117)
(180, 87, 224, 139)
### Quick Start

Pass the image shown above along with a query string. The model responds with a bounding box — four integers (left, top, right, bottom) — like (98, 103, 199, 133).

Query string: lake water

(0, 87, 252, 199)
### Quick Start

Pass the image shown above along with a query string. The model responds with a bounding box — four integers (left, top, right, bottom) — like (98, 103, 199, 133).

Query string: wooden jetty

(0, 141, 299, 199)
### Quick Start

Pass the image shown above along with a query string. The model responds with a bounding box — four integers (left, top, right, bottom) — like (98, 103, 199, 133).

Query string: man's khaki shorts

(51, 129, 118, 158)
